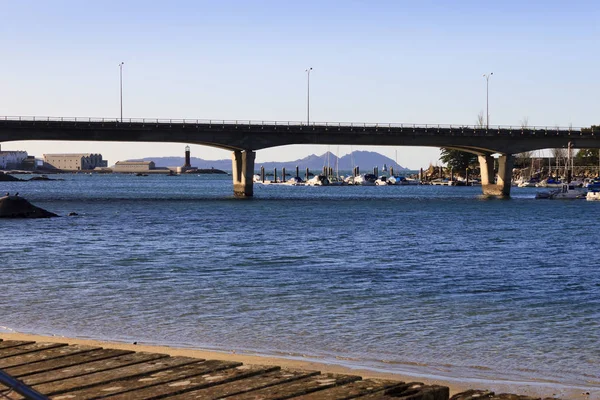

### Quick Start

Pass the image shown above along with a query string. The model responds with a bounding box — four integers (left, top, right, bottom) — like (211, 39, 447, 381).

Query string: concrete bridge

(1, 116, 598, 197)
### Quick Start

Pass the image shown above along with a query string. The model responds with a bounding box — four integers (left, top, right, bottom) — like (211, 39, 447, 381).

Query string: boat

(353, 174, 377, 186)
(404, 177, 421, 185)
(387, 175, 409, 185)
(327, 176, 346, 186)
(517, 177, 539, 187)
(344, 175, 356, 185)
(430, 178, 449, 186)
(536, 182, 586, 199)
(285, 176, 305, 186)
(375, 176, 389, 185)
(550, 183, 587, 199)
(306, 174, 329, 186)
(535, 177, 562, 188)
(586, 178, 600, 201)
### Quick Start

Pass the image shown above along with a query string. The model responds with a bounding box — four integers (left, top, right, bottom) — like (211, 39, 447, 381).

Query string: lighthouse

(183, 145, 191, 168)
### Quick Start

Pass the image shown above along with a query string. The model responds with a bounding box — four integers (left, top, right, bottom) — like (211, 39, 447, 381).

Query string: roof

(114, 161, 154, 165)
(43, 153, 99, 158)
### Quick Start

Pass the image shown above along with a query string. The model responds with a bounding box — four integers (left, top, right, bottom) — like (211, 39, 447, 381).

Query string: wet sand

(0, 332, 593, 399)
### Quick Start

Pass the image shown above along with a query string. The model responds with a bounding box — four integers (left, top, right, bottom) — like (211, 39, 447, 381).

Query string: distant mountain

(129, 151, 408, 173)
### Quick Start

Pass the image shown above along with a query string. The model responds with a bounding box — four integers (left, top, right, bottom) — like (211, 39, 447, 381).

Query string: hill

(129, 151, 408, 173)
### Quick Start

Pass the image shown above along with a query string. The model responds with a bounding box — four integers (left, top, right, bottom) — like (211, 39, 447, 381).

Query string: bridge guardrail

(0, 115, 588, 133)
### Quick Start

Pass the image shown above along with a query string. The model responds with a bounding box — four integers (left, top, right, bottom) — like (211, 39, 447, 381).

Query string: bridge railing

(0, 115, 587, 132)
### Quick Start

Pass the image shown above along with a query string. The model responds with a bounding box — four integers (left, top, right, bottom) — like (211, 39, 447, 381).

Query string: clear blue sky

(1, 0, 598, 169)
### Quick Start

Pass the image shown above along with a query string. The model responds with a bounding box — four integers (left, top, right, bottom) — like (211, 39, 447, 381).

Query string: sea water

(1, 174, 598, 393)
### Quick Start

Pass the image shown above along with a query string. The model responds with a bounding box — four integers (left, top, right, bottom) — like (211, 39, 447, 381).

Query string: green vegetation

(574, 125, 600, 166)
(439, 148, 478, 174)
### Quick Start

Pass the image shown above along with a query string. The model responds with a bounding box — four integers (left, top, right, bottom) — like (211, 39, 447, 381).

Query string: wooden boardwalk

(0, 339, 450, 399)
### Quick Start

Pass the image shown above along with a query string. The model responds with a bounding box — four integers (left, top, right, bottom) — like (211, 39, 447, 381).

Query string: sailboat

(536, 143, 586, 199)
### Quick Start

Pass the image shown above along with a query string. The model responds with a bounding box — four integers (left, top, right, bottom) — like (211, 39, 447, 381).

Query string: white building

(0, 145, 28, 170)
(43, 153, 107, 171)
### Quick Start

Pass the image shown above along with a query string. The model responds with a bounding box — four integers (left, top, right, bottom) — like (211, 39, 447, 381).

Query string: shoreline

(0, 331, 594, 399)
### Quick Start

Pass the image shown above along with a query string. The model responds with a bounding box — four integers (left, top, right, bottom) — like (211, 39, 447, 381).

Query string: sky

(1, 0, 599, 169)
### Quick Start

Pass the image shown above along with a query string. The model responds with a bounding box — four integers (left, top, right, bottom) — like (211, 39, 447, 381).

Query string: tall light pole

(119, 62, 125, 122)
(483, 72, 493, 129)
(305, 67, 313, 125)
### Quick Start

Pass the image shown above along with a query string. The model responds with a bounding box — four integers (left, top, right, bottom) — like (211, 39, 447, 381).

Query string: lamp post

(483, 72, 493, 129)
(119, 62, 125, 122)
(305, 67, 313, 125)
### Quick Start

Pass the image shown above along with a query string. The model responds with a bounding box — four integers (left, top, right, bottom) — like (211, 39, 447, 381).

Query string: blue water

(1, 174, 599, 392)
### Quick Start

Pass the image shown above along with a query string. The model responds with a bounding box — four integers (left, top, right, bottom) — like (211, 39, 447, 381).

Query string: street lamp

(119, 62, 125, 122)
(305, 67, 313, 124)
(483, 72, 493, 129)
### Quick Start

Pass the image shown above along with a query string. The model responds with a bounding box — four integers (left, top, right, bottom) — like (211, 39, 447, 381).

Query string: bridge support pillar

(478, 154, 513, 197)
(232, 150, 255, 197)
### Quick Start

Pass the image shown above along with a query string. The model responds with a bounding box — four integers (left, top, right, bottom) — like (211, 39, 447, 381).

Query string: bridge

(1, 116, 598, 197)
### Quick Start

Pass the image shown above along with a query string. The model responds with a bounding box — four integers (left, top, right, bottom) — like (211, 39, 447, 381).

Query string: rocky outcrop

(0, 174, 22, 182)
(0, 195, 58, 218)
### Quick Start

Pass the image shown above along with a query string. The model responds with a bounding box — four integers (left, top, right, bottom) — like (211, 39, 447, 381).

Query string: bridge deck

(0, 117, 595, 154)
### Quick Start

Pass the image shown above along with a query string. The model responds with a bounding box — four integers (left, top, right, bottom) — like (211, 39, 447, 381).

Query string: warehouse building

(43, 153, 107, 171)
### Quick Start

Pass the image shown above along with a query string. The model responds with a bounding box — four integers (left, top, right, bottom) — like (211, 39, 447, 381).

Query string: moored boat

(353, 174, 377, 186)
(586, 178, 600, 201)
(306, 174, 329, 186)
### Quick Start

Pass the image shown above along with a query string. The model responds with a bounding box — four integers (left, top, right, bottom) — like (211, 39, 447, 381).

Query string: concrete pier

(478, 154, 513, 197)
(232, 150, 255, 197)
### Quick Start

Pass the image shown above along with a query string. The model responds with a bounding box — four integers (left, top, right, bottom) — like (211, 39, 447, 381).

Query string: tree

(439, 148, 478, 175)
(575, 126, 600, 167)
(514, 151, 532, 168)
(574, 148, 599, 166)
(581, 125, 600, 134)
(476, 111, 485, 128)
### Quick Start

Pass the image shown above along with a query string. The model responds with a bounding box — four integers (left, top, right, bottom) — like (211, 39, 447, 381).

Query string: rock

(28, 175, 62, 181)
(67, 212, 79, 216)
(450, 390, 555, 400)
(0, 174, 22, 182)
(0, 195, 58, 218)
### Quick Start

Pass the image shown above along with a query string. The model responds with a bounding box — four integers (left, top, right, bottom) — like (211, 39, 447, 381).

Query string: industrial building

(43, 153, 107, 171)
(112, 161, 156, 173)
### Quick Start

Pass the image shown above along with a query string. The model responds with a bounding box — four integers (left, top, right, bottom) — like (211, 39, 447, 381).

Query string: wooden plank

(54, 359, 242, 400)
(34, 356, 200, 396)
(292, 379, 409, 400)
(353, 383, 449, 400)
(100, 364, 279, 400)
(0, 344, 100, 369)
(21, 351, 168, 386)
(0, 340, 35, 351)
(167, 368, 320, 400)
(5, 348, 133, 378)
(224, 372, 362, 400)
(0, 383, 13, 398)
(0, 342, 67, 361)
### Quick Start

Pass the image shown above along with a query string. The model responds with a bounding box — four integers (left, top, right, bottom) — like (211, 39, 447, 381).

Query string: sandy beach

(1, 331, 594, 399)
